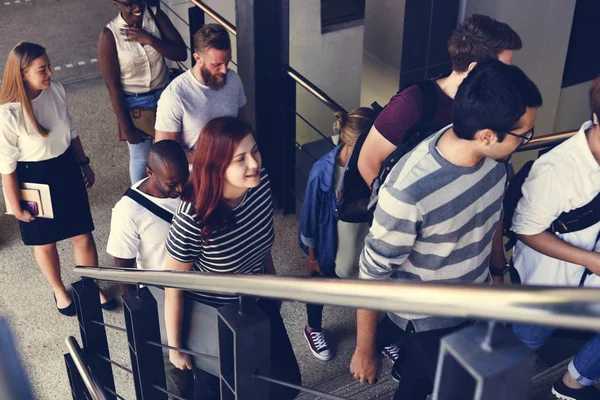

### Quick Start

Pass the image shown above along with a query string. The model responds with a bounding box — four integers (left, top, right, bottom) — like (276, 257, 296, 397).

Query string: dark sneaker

(391, 363, 401, 383)
(304, 326, 332, 361)
(382, 344, 404, 382)
(552, 377, 600, 400)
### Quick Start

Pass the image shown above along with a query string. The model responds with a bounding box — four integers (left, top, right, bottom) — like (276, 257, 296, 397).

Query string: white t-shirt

(155, 69, 246, 149)
(0, 80, 78, 174)
(106, 178, 181, 270)
(511, 120, 600, 287)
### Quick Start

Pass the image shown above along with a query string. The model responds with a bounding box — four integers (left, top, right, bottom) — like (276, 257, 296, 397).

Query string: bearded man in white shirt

(155, 24, 247, 163)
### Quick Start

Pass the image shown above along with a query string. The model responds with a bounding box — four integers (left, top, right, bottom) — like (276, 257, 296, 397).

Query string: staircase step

(297, 362, 398, 399)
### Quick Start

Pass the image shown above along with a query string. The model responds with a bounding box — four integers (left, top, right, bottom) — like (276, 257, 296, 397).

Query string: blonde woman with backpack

(298, 107, 400, 363)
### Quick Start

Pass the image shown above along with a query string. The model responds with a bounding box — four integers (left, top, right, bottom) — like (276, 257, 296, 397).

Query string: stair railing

(66, 266, 600, 400)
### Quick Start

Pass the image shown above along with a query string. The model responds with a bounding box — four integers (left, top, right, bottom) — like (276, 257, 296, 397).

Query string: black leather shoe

(54, 294, 76, 317)
(100, 298, 118, 311)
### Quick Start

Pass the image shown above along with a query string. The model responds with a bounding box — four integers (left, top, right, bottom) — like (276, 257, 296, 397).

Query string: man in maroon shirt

(358, 14, 523, 187)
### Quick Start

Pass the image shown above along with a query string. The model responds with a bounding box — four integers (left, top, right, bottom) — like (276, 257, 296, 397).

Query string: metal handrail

(75, 266, 600, 332)
(65, 336, 108, 400)
(190, 0, 236, 36)
(517, 129, 578, 152)
(285, 66, 347, 113)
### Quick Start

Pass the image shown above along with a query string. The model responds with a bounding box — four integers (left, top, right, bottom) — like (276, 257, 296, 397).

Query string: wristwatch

(489, 260, 510, 277)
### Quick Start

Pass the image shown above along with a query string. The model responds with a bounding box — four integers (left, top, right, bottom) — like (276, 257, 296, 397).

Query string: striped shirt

(360, 126, 507, 332)
(165, 169, 274, 306)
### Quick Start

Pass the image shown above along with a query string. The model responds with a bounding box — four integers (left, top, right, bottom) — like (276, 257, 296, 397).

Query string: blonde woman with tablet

(0, 42, 115, 316)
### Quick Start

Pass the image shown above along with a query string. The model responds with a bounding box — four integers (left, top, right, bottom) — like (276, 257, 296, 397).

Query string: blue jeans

(511, 324, 600, 386)
(123, 88, 164, 184)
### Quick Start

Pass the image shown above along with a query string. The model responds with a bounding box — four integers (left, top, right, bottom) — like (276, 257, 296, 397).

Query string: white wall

(363, 0, 404, 70)
(554, 81, 594, 132)
(290, 0, 364, 145)
(361, 0, 404, 107)
(162, 0, 365, 146)
(161, 0, 238, 71)
(464, 0, 577, 138)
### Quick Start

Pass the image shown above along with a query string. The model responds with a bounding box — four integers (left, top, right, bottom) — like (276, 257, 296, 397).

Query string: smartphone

(20, 200, 39, 216)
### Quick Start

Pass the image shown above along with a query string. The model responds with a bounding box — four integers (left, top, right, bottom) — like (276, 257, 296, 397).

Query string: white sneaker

(304, 326, 332, 361)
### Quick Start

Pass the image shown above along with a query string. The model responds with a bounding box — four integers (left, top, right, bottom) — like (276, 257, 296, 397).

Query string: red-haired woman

(162, 116, 300, 399)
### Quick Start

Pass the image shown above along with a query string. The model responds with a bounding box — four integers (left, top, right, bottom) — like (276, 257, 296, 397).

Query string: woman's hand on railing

(169, 350, 193, 371)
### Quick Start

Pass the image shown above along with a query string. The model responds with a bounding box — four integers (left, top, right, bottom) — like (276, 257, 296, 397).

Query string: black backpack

(336, 80, 441, 223)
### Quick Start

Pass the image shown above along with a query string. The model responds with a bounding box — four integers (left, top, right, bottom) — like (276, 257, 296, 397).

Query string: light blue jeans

(127, 140, 153, 184)
(511, 324, 600, 386)
(123, 88, 164, 184)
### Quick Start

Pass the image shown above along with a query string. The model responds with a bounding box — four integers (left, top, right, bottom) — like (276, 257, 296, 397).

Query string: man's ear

(466, 61, 477, 74)
(193, 52, 202, 64)
(593, 113, 599, 125)
(475, 128, 497, 146)
(146, 167, 153, 178)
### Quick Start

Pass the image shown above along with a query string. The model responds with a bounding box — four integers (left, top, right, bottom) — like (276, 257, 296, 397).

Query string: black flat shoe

(54, 294, 76, 317)
(100, 298, 118, 311)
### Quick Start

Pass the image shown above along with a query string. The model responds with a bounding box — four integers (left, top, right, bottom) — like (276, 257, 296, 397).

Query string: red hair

(183, 116, 255, 240)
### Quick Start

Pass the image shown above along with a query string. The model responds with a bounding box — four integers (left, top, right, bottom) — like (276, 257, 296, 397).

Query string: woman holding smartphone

(0, 42, 114, 316)
(162, 117, 300, 399)
(98, 0, 186, 184)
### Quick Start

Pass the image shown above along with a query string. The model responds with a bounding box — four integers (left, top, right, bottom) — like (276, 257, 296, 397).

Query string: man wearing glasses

(350, 60, 543, 400)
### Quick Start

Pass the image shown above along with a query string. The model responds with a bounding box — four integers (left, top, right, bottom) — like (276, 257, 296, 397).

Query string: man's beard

(201, 65, 227, 90)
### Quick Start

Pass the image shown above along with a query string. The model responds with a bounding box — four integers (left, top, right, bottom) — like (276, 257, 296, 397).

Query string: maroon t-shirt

(373, 81, 453, 146)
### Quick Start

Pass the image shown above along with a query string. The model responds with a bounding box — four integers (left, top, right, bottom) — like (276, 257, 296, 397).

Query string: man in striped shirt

(350, 60, 543, 400)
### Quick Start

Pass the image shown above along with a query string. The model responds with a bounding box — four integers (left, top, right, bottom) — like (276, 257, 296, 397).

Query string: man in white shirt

(107, 139, 188, 274)
(155, 24, 247, 162)
(106, 139, 191, 397)
(508, 78, 600, 400)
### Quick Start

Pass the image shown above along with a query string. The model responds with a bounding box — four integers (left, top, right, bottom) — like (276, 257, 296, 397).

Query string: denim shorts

(123, 87, 164, 110)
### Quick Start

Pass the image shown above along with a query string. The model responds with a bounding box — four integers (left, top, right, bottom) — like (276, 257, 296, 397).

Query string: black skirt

(15, 148, 94, 245)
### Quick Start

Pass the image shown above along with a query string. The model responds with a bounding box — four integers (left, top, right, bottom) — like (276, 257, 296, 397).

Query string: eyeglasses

(502, 127, 534, 146)
(115, 0, 145, 9)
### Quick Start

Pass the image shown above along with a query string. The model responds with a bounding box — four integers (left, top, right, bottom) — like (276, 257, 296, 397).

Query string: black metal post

(218, 300, 271, 399)
(71, 278, 116, 400)
(64, 353, 90, 400)
(433, 322, 534, 400)
(235, 0, 293, 211)
(188, 5, 205, 67)
(122, 287, 167, 400)
(281, 72, 297, 214)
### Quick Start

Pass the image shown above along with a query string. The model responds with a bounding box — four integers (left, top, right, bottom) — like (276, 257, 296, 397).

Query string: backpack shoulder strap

(414, 80, 439, 126)
(124, 188, 174, 224)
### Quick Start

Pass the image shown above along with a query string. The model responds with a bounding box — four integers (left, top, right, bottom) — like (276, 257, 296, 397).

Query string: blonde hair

(333, 107, 375, 147)
(0, 42, 49, 136)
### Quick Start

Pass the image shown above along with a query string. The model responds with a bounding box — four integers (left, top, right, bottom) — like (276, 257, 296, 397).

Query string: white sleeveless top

(106, 7, 170, 94)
